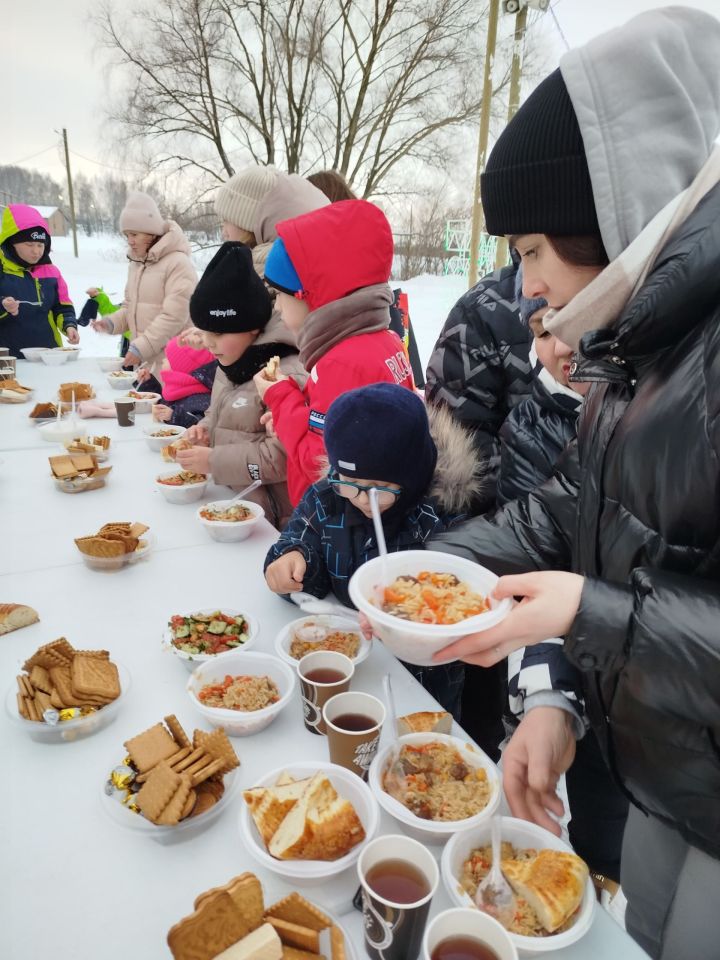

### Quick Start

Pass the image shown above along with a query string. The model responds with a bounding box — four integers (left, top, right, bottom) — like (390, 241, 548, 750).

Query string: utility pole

(494, 3, 529, 269)
(468, 0, 500, 288)
(62, 128, 79, 258)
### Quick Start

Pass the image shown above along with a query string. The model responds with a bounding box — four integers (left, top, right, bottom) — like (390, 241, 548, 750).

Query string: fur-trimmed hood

(427, 402, 488, 514)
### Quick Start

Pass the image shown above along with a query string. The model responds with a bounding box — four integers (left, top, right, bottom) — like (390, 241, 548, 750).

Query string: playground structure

(444, 219, 499, 277)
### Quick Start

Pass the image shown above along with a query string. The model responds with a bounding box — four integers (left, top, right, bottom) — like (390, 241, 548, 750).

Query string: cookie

(265, 892, 331, 932)
(124, 723, 179, 773)
(167, 891, 257, 960)
(265, 917, 320, 953)
(136, 762, 185, 823)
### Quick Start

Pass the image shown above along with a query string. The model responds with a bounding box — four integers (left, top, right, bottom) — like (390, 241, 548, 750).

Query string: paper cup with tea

(422, 908, 519, 960)
(114, 398, 135, 426)
(323, 691, 385, 779)
(358, 833, 439, 960)
(297, 651, 354, 735)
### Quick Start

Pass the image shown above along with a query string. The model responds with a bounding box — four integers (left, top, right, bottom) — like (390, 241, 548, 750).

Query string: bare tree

(96, 0, 512, 198)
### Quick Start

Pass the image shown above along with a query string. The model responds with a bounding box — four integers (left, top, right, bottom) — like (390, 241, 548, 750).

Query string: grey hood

(560, 6, 720, 261)
(253, 174, 329, 247)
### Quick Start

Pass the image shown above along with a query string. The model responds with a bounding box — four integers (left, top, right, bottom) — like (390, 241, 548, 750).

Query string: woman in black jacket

(432, 8, 720, 958)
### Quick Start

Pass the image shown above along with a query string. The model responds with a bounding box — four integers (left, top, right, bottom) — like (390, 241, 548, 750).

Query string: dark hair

(546, 234, 609, 268)
(307, 170, 357, 203)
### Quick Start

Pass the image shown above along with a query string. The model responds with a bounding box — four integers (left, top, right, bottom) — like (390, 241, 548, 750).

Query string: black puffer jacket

(433, 184, 720, 858)
(425, 263, 532, 513)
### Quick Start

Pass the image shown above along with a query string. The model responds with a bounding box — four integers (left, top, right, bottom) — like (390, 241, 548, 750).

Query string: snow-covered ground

(49, 234, 467, 372)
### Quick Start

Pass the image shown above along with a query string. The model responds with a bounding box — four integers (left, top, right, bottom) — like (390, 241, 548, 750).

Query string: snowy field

(49, 234, 467, 372)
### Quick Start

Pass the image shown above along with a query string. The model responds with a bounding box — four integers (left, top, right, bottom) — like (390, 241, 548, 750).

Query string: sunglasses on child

(328, 472, 402, 508)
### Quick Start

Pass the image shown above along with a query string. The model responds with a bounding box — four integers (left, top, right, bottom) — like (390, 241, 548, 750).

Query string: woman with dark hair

(306, 170, 357, 202)
(431, 8, 720, 958)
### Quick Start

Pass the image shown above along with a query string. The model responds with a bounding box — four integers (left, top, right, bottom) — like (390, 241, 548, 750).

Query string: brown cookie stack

(29, 402, 58, 419)
(58, 382, 94, 402)
(17, 639, 121, 722)
(167, 873, 346, 960)
(75, 522, 149, 559)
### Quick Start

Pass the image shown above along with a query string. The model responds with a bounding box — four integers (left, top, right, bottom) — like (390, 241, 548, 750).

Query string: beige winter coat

(110, 220, 197, 372)
(202, 314, 306, 528)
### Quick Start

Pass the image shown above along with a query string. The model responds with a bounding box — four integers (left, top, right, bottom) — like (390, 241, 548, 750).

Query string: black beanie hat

(3, 225, 52, 267)
(324, 383, 437, 520)
(190, 241, 272, 333)
(481, 68, 599, 238)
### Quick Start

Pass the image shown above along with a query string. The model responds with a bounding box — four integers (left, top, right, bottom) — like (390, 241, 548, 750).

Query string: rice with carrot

(379, 572, 488, 624)
(198, 674, 279, 711)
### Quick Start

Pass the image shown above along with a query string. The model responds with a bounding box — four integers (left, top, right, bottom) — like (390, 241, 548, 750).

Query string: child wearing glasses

(264, 382, 485, 716)
(253, 199, 415, 506)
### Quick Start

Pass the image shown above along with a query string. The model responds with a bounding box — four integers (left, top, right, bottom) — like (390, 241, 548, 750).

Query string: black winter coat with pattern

(433, 184, 720, 858)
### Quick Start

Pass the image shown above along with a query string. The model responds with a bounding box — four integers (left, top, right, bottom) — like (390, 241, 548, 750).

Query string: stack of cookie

(16, 639, 121, 723)
(168, 872, 346, 960)
(29, 401, 58, 419)
(107, 715, 240, 826)
(75, 522, 149, 560)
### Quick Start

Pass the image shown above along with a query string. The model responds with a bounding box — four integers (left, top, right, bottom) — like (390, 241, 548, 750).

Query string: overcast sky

(5, 0, 720, 189)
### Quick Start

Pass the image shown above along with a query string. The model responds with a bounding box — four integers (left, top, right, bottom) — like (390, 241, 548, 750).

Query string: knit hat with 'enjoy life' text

(189, 241, 272, 334)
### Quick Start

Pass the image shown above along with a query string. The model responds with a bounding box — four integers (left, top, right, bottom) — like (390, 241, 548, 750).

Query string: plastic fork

(474, 816, 515, 927)
(290, 592, 353, 618)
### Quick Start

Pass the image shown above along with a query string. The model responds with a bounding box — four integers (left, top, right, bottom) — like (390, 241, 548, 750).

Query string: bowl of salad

(155, 469, 209, 504)
(163, 608, 259, 670)
(196, 498, 264, 542)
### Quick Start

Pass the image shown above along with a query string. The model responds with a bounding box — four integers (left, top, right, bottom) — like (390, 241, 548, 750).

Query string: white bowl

(155, 470, 209, 504)
(6, 661, 130, 743)
(106, 371, 136, 390)
(274, 614, 372, 667)
(196, 499, 264, 542)
(441, 816, 596, 954)
(40, 349, 70, 366)
(348, 550, 512, 666)
(143, 424, 186, 452)
(76, 533, 154, 570)
(101, 763, 239, 845)
(186, 650, 295, 736)
(163, 608, 259, 671)
(38, 418, 84, 445)
(238, 760, 379, 883)
(97, 357, 125, 372)
(20, 347, 48, 362)
(368, 733, 500, 843)
(60, 348, 81, 362)
(124, 391, 161, 414)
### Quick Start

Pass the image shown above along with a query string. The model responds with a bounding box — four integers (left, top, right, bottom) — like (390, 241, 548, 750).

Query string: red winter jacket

(265, 200, 415, 505)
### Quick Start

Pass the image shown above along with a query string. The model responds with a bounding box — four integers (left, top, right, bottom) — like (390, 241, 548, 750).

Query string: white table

(1, 359, 650, 959)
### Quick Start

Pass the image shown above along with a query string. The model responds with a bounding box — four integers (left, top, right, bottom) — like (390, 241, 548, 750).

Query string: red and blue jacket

(0, 205, 77, 357)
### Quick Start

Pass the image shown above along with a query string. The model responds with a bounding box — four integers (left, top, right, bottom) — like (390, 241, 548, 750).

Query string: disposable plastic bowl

(274, 614, 372, 667)
(97, 357, 124, 372)
(20, 347, 48, 362)
(76, 533, 154, 570)
(186, 650, 295, 736)
(163, 608, 259, 671)
(155, 470, 209, 504)
(143, 424, 186, 452)
(348, 550, 512, 666)
(38, 418, 85, 445)
(60, 348, 81, 362)
(40, 349, 70, 366)
(123, 391, 161, 414)
(196, 499, 264, 542)
(238, 760, 379, 883)
(6, 661, 130, 743)
(101, 763, 239, 845)
(441, 816, 596, 954)
(106, 371, 136, 390)
(368, 732, 501, 843)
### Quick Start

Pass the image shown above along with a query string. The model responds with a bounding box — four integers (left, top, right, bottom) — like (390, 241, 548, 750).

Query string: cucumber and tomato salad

(168, 611, 250, 655)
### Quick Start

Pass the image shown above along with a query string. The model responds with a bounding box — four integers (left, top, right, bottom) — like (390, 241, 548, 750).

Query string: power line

(5, 144, 59, 167)
(67, 148, 149, 178)
(549, 2, 571, 51)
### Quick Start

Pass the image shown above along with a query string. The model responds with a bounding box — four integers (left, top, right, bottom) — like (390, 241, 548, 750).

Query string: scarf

(297, 283, 392, 370)
(219, 342, 297, 386)
(545, 146, 720, 351)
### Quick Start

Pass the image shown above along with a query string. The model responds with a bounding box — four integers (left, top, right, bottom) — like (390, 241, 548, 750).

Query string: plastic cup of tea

(358, 833, 439, 960)
(114, 398, 135, 427)
(297, 651, 354, 736)
(323, 691, 385, 780)
(422, 908, 519, 960)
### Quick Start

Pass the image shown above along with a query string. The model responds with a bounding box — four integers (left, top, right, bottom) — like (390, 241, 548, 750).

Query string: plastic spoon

(474, 815, 515, 927)
(230, 478, 262, 503)
(368, 488, 389, 606)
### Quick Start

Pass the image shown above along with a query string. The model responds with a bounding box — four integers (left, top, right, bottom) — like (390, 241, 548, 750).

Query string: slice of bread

(396, 710, 452, 736)
(244, 778, 312, 846)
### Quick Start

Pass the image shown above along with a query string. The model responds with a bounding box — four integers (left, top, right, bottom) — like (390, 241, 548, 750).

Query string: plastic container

(97, 357, 124, 372)
(60, 348, 81, 362)
(274, 614, 372, 667)
(124, 391, 161, 414)
(441, 816, 596, 954)
(196, 499, 264, 542)
(38, 418, 84, 445)
(155, 470, 209, 504)
(54, 474, 109, 494)
(143, 424, 186, 452)
(20, 347, 48, 362)
(76, 533, 153, 570)
(106, 371, 136, 390)
(348, 550, 512, 666)
(101, 765, 239, 845)
(186, 650, 295, 736)
(40, 349, 70, 366)
(368, 732, 500, 843)
(163, 608, 259, 671)
(6, 661, 130, 743)
(238, 760, 379, 883)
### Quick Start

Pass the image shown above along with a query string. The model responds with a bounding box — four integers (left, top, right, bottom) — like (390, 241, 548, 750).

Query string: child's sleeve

(263, 486, 330, 599)
(208, 433, 290, 488)
(51, 268, 77, 331)
(94, 289, 121, 315)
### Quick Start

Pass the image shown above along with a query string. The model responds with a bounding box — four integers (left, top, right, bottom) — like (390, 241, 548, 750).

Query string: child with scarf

(131, 336, 218, 428)
(264, 382, 485, 718)
(176, 242, 304, 528)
